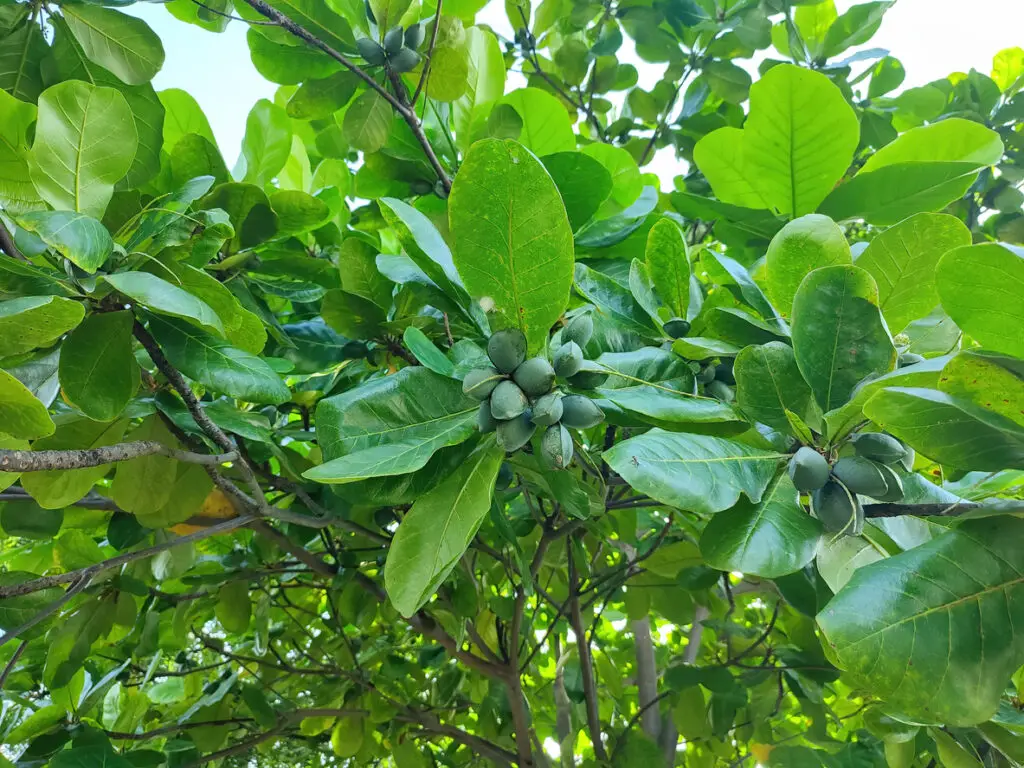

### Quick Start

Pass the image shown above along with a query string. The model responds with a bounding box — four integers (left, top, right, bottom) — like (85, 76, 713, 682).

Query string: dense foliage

(1, 0, 1024, 766)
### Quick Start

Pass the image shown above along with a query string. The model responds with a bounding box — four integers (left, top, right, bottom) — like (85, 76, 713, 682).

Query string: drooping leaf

(59, 311, 139, 423)
(574, 263, 658, 337)
(818, 516, 1024, 726)
(61, 4, 165, 85)
(0, 367, 55, 440)
(700, 472, 822, 578)
(0, 296, 84, 358)
(856, 213, 971, 333)
(0, 88, 41, 213)
(449, 139, 574, 352)
(106, 272, 225, 337)
(242, 99, 292, 186)
(385, 443, 502, 617)
(0, 23, 48, 103)
(603, 430, 785, 514)
(18, 211, 114, 273)
(791, 265, 895, 412)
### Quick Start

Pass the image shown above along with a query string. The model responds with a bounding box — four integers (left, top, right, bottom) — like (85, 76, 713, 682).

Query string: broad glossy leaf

(146, 315, 290, 405)
(936, 243, 1024, 359)
(0, 89, 40, 213)
(200, 182, 278, 252)
(453, 27, 506, 152)
(18, 211, 113, 273)
(542, 151, 613, 232)
(574, 263, 658, 337)
(449, 139, 574, 352)
(343, 90, 393, 153)
(379, 197, 465, 300)
(817, 517, 1024, 726)
(863, 387, 1024, 470)
(21, 417, 127, 507)
(28, 81, 138, 219)
(264, 0, 354, 53)
(0, 367, 55, 439)
(0, 296, 84, 358)
(61, 4, 164, 85)
(743, 64, 859, 217)
(734, 341, 817, 434)
(242, 99, 291, 186)
(574, 186, 659, 249)
(286, 71, 358, 120)
(599, 386, 742, 429)
(671, 336, 742, 360)
(645, 218, 690, 319)
(765, 214, 851, 316)
(385, 443, 502, 616)
(939, 351, 1024, 429)
(581, 144, 642, 214)
(501, 88, 575, 156)
(428, 44, 469, 102)
(791, 265, 895, 412)
(856, 213, 971, 333)
(321, 289, 385, 338)
(822, 1, 891, 58)
(700, 472, 822, 578)
(106, 272, 224, 336)
(269, 190, 331, 235)
(160, 87, 217, 150)
(693, 126, 769, 210)
(246, 27, 341, 84)
(59, 311, 138, 423)
(861, 117, 1003, 173)
(0, 23, 47, 103)
(317, 366, 477, 461)
(603, 430, 785, 514)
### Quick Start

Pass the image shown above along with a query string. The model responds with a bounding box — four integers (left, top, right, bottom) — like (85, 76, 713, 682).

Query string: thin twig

(411, 0, 443, 105)
(0, 576, 92, 648)
(0, 442, 237, 472)
(0, 641, 28, 688)
(189, 0, 278, 25)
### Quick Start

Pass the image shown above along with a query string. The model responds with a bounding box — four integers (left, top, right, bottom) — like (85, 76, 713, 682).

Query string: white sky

(128, 0, 1024, 181)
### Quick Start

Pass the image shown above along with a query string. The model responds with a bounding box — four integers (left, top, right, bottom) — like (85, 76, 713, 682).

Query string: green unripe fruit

(852, 432, 906, 465)
(477, 401, 498, 433)
(383, 26, 404, 55)
(541, 425, 574, 470)
(404, 22, 425, 49)
(788, 447, 830, 491)
(513, 357, 556, 397)
(663, 318, 691, 339)
(531, 391, 563, 426)
(873, 462, 905, 502)
(714, 358, 735, 385)
(563, 313, 594, 348)
(812, 480, 863, 536)
(696, 364, 716, 385)
(898, 352, 926, 367)
(832, 456, 890, 498)
(706, 379, 734, 403)
(898, 444, 915, 472)
(497, 411, 536, 452)
(388, 47, 421, 73)
(496, 463, 514, 490)
(357, 37, 386, 66)
(553, 342, 583, 378)
(560, 395, 604, 429)
(463, 366, 503, 400)
(490, 380, 529, 420)
(567, 369, 608, 389)
(487, 329, 527, 373)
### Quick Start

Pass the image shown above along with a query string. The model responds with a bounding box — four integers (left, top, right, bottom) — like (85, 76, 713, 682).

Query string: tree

(0, 0, 1022, 765)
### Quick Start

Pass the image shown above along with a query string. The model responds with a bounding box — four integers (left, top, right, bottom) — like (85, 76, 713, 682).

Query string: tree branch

(568, 534, 607, 761)
(0, 575, 92, 648)
(863, 502, 986, 517)
(0, 442, 237, 472)
(0, 641, 28, 688)
(632, 616, 662, 741)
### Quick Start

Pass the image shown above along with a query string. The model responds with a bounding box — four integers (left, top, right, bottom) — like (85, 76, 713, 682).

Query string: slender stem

(0, 442, 237, 472)
(0, 641, 28, 688)
(189, 0, 278, 25)
(0, 218, 26, 262)
(568, 535, 607, 761)
(411, 0, 443, 105)
(387, 70, 452, 193)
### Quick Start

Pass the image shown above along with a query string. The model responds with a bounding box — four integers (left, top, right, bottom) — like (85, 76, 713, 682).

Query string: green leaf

(542, 151, 613, 232)
(316, 366, 477, 459)
(17, 211, 114, 273)
(286, 71, 358, 120)
(59, 311, 139, 423)
(28, 81, 138, 219)
(61, 4, 164, 85)
(743, 64, 859, 217)
(500, 88, 575, 156)
(453, 27, 506, 153)
(403, 326, 455, 377)
(146, 315, 290, 405)
(670, 336, 742, 360)
(160, 87, 217, 151)
(337, 237, 393, 308)
(645, 218, 690, 319)
(765, 214, 851, 316)
(791, 265, 895, 412)
(246, 27, 341, 85)
(939, 350, 1024, 429)
(449, 139, 574, 352)
(242, 99, 291, 186)
(385, 443, 502, 617)
(343, 90, 393, 153)
(700, 472, 822, 579)
(863, 387, 1024, 471)
(21, 417, 128, 507)
(0, 296, 84, 358)
(428, 45, 470, 102)
(936, 243, 1024, 359)
(817, 517, 1024, 726)
(1, 500, 63, 539)
(574, 263, 658, 337)
(856, 213, 971, 333)
(269, 189, 331, 235)
(0, 572, 63, 640)
(603, 430, 785, 515)
(0, 367, 55, 439)
(0, 88, 41, 213)
(200, 182, 278, 252)
(215, 581, 251, 634)
(692, 126, 770, 211)
(581, 144, 642, 214)
(321, 289, 385, 338)
(822, 1, 891, 58)
(379, 197, 466, 302)
(106, 272, 224, 337)
(861, 117, 1004, 174)
(0, 23, 48, 103)
(734, 341, 817, 435)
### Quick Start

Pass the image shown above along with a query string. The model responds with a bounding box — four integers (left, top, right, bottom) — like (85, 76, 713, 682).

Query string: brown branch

(0, 442, 237, 472)
(385, 334, 420, 367)
(106, 718, 255, 741)
(508, 588, 536, 767)
(411, 0, 442, 105)
(0, 218, 26, 262)
(568, 534, 607, 761)
(0, 514, 257, 599)
(0, 641, 28, 688)
(398, 712, 518, 766)
(184, 725, 285, 767)
(189, 0, 278, 24)
(862, 502, 985, 517)
(249, 520, 336, 578)
(387, 70, 452, 193)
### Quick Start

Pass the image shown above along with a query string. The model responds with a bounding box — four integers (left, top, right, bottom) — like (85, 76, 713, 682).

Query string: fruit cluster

(788, 433, 914, 537)
(695, 357, 735, 403)
(463, 319, 604, 469)
(356, 21, 425, 73)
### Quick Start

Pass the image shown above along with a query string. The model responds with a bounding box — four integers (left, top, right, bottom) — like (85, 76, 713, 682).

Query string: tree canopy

(1, 1, 1024, 767)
